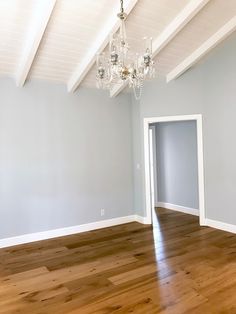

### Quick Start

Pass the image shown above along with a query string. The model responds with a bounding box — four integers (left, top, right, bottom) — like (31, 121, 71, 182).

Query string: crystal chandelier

(96, 0, 155, 100)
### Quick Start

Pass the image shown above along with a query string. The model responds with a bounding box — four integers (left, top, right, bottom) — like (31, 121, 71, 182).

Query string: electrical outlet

(101, 209, 105, 216)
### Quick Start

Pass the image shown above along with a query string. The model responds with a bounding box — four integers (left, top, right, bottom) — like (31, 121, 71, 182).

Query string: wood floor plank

(0, 207, 235, 313)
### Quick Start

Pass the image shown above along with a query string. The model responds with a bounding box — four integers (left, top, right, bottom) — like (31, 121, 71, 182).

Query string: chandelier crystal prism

(96, 0, 155, 100)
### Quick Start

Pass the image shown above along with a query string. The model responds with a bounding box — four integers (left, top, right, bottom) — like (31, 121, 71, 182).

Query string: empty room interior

(0, 0, 236, 313)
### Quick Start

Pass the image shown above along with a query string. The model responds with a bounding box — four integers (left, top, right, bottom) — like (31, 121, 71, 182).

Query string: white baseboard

(205, 218, 236, 234)
(0, 214, 151, 249)
(0, 215, 141, 249)
(156, 202, 199, 216)
(1, 212, 234, 249)
(135, 215, 150, 224)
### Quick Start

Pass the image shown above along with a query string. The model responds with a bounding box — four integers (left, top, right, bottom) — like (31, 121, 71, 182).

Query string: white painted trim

(156, 202, 199, 216)
(152, 0, 209, 58)
(205, 218, 236, 234)
(149, 126, 158, 208)
(67, 0, 138, 93)
(135, 215, 150, 224)
(196, 115, 206, 225)
(144, 117, 152, 225)
(144, 114, 202, 124)
(2, 213, 234, 249)
(110, 0, 209, 97)
(148, 127, 155, 224)
(5, 214, 235, 249)
(144, 114, 206, 226)
(15, 0, 56, 87)
(0, 215, 137, 249)
(167, 16, 236, 82)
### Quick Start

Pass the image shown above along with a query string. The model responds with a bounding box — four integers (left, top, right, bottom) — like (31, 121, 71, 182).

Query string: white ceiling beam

(151, 0, 210, 58)
(167, 16, 236, 82)
(15, 0, 56, 87)
(110, 0, 210, 98)
(67, 0, 138, 93)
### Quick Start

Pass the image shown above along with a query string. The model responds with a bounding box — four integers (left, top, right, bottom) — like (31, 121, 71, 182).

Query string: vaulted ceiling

(0, 0, 236, 96)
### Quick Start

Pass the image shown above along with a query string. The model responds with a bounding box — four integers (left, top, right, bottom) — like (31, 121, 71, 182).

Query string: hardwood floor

(0, 208, 236, 313)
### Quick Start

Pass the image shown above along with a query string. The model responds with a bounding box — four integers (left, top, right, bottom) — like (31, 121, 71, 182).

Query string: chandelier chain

(120, 0, 124, 13)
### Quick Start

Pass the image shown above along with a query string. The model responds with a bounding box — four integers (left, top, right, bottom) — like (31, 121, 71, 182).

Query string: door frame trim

(143, 114, 206, 225)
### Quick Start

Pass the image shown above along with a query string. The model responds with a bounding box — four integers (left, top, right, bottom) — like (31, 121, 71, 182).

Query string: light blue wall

(0, 79, 133, 239)
(154, 121, 199, 209)
(132, 32, 236, 225)
(1, 31, 236, 239)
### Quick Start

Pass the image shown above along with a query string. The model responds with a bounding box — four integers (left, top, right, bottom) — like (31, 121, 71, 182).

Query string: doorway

(144, 115, 206, 225)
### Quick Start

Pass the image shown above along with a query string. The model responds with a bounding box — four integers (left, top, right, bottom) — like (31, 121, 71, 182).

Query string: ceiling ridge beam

(167, 16, 236, 82)
(110, 0, 210, 98)
(67, 0, 138, 93)
(15, 0, 57, 87)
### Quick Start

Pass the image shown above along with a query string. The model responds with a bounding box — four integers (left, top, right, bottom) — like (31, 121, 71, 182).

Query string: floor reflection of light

(152, 209, 166, 261)
(150, 208, 183, 306)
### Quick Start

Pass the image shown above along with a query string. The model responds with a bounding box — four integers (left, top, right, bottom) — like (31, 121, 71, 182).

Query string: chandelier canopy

(96, 0, 155, 100)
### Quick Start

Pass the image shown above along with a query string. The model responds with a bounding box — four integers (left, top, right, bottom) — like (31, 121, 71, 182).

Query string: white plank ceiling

(0, 0, 235, 94)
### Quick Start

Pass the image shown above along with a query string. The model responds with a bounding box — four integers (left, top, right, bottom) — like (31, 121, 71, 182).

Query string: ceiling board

(0, 0, 235, 90)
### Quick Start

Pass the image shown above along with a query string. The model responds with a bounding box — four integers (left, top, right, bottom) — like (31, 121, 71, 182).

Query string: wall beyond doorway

(153, 120, 199, 210)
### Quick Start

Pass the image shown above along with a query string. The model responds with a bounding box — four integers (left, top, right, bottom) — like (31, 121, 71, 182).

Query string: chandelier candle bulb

(96, 0, 155, 100)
